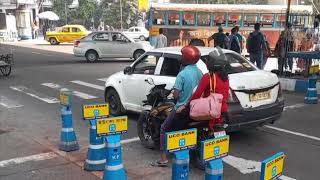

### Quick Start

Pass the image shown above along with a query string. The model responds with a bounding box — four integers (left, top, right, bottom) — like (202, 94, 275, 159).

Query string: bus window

(214, 13, 225, 26)
(197, 12, 210, 26)
(153, 11, 165, 25)
(276, 14, 286, 28)
(244, 14, 258, 27)
(183, 12, 195, 26)
(168, 12, 180, 25)
(291, 15, 306, 29)
(228, 14, 241, 27)
(261, 14, 274, 27)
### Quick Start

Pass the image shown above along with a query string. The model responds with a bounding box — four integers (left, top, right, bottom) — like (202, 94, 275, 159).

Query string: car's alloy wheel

(85, 51, 98, 63)
(105, 89, 123, 115)
(49, 38, 58, 45)
(133, 50, 145, 60)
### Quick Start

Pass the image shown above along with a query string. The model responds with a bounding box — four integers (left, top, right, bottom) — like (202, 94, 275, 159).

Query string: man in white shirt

(155, 28, 167, 48)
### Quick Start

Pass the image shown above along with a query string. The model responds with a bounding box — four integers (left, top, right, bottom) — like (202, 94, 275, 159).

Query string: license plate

(249, 91, 271, 102)
(214, 131, 226, 138)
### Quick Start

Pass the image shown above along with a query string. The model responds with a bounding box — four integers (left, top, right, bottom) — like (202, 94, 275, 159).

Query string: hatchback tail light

(227, 89, 240, 103)
(74, 40, 80, 47)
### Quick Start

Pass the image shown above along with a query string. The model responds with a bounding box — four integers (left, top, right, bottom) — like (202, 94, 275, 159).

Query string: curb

(279, 78, 320, 94)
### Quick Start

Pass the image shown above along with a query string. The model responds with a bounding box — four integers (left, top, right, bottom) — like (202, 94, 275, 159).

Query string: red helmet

(181, 45, 201, 65)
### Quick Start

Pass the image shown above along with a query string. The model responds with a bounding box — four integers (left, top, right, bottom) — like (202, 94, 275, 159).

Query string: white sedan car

(123, 27, 149, 41)
(73, 31, 153, 63)
(104, 47, 284, 131)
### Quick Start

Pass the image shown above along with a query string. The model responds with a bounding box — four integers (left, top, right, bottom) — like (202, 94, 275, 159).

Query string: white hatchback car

(104, 47, 284, 131)
(73, 31, 153, 62)
(123, 27, 149, 41)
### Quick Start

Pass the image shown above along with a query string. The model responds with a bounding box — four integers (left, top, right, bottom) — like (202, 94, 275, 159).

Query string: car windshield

(201, 53, 255, 74)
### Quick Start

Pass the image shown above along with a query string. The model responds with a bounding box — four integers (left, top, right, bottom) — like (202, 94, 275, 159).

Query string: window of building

(153, 11, 165, 25)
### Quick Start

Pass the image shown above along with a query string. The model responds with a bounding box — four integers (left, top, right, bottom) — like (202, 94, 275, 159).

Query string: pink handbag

(189, 74, 223, 121)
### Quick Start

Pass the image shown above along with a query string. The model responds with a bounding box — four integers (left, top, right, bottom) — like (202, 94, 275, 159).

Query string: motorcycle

(137, 78, 226, 169)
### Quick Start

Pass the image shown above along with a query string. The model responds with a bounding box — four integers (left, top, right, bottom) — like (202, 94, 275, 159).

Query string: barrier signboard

(96, 116, 128, 136)
(201, 135, 229, 162)
(260, 152, 286, 180)
(166, 128, 197, 152)
(82, 104, 109, 120)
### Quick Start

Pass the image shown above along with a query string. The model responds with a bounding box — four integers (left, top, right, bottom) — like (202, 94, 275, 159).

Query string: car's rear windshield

(201, 53, 255, 74)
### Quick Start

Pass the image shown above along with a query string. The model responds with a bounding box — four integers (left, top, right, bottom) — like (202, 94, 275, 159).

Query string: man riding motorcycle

(151, 45, 203, 167)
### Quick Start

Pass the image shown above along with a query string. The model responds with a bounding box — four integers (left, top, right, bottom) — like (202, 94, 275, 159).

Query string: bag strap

(209, 73, 216, 93)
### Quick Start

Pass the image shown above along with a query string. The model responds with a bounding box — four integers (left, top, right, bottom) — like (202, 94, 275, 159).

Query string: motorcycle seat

(188, 121, 208, 128)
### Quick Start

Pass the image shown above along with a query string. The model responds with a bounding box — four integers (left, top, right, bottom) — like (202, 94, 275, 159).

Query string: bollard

(59, 89, 79, 151)
(103, 135, 126, 180)
(205, 159, 223, 180)
(304, 77, 318, 104)
(172, 150, 190, 180)
(84, 120, 106, 171)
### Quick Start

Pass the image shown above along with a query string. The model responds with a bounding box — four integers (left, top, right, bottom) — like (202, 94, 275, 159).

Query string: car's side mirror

(124, 66, 133, 74)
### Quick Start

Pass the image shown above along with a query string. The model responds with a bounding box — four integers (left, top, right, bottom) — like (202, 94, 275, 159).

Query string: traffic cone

(59, 106, 79, 152)
(103, 135, 126, 180)
(84, 120, 106, 171)
(304, 77, 318, 104)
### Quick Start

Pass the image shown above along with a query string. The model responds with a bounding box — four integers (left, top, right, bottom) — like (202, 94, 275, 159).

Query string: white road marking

(120, 137, 140, 144)
(41, 83, 97, 100)
(283, 103, 306, 111)
(264, 125, 320, 142)
(31, 52, 53, 56)
(10, 86, 59, 104)
(71, 80, 105, 91)
(223, 155, 296, 180)
(97, 78, 108, 82)
(0, 152, 57, 167)
(0, 96, 23, 108)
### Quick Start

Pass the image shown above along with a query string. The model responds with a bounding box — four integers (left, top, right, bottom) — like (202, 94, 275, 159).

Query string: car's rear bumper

(226, 99, 284, 132)
(73, 48, 85, 57)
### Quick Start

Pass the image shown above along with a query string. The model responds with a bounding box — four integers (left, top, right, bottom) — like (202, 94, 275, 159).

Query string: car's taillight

(227, 89, 240, 103)
(74, 40, 80, 47)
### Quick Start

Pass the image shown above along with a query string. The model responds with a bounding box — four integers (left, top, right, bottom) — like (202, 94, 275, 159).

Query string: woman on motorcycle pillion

(151, 45, 203, 167)
(189, 47, 230, 131)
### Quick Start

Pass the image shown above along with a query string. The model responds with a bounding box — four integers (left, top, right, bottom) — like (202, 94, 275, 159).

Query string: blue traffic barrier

(305, 77, 318, 104)
(84, 120, 106, 171)
(172, 150, 190, 180)
(205, 159, 223, 180)
(103, 135, 126, 180)
(59, 105, 79, 151)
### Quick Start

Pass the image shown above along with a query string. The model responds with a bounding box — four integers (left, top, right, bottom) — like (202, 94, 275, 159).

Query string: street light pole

(65, 0, 68, 24)
(120, 0, 123, 31)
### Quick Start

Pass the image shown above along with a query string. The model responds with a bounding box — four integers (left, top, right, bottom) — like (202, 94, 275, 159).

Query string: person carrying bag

(190, 73, 223, 120)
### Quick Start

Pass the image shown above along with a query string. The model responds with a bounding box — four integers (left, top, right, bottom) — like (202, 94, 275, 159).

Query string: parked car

(104, 47, 284, 132)
(45, 25, 89, 45)
(73, 31, 153, 62)
(123, 27, 149, 41)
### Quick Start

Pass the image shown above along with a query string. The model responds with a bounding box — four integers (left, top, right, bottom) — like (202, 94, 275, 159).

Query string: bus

(147, 3, 314, 51)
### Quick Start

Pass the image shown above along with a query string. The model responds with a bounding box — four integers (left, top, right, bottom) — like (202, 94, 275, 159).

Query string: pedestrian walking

(228, 28, 241, 54)
(155, 28, 167, 48)
(235, 26, 244, 53)
(246, 23, 267, 69)
(208, 26, 228, 49)
(262, 34, 271, 69)
(274, 23, 294, 74)
(297, 32, 313, 72)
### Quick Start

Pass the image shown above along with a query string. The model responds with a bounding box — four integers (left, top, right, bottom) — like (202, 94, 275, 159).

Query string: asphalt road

(0, 42, 320, 180)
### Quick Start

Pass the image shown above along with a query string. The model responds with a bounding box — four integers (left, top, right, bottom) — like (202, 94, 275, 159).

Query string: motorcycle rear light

(227, 89, 240, 103)
(74, 40, 80, 47)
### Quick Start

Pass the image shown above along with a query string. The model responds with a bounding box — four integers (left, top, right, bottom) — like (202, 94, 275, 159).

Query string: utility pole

(65, 0, 68, 24)
(285, 0, 292, 26)
(120, 0, 123, 31)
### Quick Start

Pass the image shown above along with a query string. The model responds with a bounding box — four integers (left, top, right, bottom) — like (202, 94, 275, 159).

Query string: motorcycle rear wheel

(137, 111, 157, 149)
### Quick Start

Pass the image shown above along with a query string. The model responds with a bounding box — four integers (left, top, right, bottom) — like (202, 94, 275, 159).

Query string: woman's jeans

(159, 110, 176, 151)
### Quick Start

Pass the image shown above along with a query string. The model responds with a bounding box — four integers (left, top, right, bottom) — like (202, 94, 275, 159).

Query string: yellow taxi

(45, 25, 89, 45)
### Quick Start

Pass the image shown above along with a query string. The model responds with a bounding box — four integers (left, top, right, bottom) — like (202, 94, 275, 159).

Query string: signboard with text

(201, 136, 229, 162)
(96, 116, 128, 136)
(165, 128, 197, 152)
(260, 152, 286, 180)
(60, 91, 70, 106)
(82, 104, 109, 120)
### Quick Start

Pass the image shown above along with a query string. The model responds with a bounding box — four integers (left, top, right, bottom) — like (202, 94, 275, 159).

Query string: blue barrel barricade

(305, 77, 318, 104)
